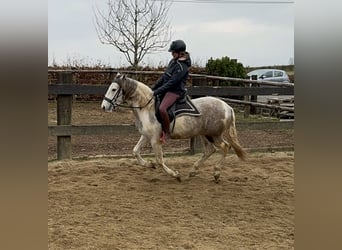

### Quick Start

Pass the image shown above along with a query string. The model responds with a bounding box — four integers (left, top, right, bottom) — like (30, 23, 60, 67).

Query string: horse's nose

(102, 105, 105, 110)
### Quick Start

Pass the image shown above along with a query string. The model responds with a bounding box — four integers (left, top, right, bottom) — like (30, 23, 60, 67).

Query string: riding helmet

(168, 40, 186, 52)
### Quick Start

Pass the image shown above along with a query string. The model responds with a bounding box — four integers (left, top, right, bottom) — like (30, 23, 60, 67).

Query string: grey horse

(101, 73, 246, 181)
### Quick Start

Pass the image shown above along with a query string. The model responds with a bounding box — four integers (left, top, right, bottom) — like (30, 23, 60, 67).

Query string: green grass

(235, 111, 278, 122)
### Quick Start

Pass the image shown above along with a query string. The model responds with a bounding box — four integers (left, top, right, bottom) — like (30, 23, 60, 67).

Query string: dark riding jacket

(152, 53, 191, 97)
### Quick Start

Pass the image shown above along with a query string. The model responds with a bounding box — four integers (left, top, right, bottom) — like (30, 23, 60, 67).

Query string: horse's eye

(112, 89, 116, 92)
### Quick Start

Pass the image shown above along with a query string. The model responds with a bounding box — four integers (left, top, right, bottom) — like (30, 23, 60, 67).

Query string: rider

(152, 39, 192, 143)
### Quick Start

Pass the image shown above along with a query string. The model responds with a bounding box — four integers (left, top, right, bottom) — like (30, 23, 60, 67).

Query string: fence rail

(48, 84, 294, 96)
(48, 69, 294, 87)
(48, 121, 294, 137)
(48, 71, 294, 160)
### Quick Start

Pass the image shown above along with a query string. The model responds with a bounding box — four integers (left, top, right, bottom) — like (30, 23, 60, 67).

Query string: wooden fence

(48, 71, 294, 160)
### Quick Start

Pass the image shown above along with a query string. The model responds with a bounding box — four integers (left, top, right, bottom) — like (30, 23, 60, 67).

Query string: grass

(235, 110, 279, 122)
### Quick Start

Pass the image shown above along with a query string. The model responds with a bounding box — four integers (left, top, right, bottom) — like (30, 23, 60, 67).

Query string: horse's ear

(113, 72, 126, 86)
(117, 74, 126, 80)
(115, 72, 125, 79)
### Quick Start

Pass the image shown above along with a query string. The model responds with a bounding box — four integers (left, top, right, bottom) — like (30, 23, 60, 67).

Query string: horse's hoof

(148, 161, 156, 169)
(174, 171, 181, 182)
(189, 170, 199, 178)
(214, 172, 220, 183)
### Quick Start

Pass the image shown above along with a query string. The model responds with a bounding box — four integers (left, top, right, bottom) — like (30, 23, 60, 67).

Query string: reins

(104, 86, 153, 110)
(115, 96, 153, 109)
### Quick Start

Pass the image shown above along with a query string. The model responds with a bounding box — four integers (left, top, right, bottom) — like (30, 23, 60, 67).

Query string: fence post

(250, 75, 258, 114)
(57, 71, 73, 160)
(190, 136, 203, 155)
(244, 82, 251, 118)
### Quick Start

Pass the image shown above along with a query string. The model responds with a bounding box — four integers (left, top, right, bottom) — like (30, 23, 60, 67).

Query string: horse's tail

(224, 109, 247, 161)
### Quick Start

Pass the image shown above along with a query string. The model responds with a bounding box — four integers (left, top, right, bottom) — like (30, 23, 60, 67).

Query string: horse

(101, 73, 246, 182)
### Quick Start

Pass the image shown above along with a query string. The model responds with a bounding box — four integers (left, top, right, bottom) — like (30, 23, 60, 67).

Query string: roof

(247, 69, 285, 76)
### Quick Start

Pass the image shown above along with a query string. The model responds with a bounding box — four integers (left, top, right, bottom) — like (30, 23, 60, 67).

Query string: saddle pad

(174, 96, 201, 118)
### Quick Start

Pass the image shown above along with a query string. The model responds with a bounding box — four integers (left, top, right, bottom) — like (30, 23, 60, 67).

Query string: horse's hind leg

(189, 136, 216, 177)
(211, 136, 230, 182)
(133, 135, 154, 168)
(150, 138, 181, 181)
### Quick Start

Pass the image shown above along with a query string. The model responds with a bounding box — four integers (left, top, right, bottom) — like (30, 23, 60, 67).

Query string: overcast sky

(48, 0, 294, 68)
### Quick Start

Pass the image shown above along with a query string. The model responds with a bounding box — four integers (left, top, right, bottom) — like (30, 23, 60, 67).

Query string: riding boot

(161, 113, 170, 135)
(160, 131, 166, 144)
(160, 113, 170, 143)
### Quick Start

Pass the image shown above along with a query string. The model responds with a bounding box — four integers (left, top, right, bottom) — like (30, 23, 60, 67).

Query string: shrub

(205, 56, 246, 86)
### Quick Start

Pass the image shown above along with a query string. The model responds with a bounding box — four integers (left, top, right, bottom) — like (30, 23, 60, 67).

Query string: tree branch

(93, 0, 172, 68)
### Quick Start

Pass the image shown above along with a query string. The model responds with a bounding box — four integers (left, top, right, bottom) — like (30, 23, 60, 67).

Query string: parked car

(247, 69, 293, 105)
(247, 69, 290, 83)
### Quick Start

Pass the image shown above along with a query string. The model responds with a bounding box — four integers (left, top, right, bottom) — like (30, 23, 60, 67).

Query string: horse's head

(101, 72, 150, 111)
(101, 74, 125, 112)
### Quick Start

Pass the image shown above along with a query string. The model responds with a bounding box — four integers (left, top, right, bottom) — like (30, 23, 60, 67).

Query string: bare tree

(93, 0, 173, 69)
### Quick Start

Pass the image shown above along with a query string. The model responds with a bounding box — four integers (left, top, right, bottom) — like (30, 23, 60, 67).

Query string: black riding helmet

(168, 40, 186, 52)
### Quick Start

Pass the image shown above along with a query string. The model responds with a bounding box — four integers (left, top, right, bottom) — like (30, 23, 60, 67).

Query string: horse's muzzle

(101, 104, 114, 112)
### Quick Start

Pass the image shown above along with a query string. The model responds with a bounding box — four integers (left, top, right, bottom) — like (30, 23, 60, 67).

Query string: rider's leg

(158, 92, 180, 139)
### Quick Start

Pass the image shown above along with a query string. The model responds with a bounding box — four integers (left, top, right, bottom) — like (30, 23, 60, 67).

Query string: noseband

(103, 87, 122, 108)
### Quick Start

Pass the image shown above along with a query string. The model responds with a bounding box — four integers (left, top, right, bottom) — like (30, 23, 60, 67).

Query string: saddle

(155, 92, 201, 131)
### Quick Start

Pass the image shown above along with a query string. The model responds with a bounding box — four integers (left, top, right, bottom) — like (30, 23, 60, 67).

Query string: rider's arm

(153, 62, 187, 96)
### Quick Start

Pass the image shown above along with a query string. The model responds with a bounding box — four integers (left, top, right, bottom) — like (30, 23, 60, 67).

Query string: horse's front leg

(133, 135, 154, 168)
(151, 137, 181, 181)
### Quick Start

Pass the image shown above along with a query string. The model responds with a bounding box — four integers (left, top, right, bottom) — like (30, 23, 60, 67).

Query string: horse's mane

(121, 76, 153, 106)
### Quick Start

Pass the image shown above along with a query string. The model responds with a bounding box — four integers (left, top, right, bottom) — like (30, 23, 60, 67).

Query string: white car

(247, 69, 293, 105)
(247, 69, 290, 83)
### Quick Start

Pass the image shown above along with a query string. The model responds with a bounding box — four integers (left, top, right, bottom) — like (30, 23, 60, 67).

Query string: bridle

(103, 87, 122, 108)
(103, 86, 153, 109)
